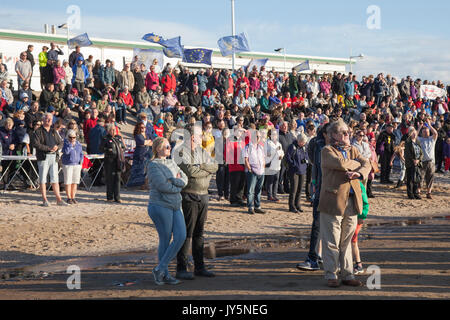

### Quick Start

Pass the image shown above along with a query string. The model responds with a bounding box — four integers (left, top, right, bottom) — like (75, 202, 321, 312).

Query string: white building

(0, 28, 352, 91)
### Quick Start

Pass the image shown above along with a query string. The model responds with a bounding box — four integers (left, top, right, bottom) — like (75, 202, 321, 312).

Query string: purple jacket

(62, 139, 84, 165)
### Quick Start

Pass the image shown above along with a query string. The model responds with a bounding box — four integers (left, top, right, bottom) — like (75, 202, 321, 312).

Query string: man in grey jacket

(176, 124, 218, 280)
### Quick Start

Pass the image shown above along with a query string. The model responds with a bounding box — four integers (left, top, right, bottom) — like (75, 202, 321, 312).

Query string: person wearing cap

(14, 92, 30, 113)
(61, 129, 83, 204)
(154, 118, 164, 138)
(71, 56, 89, 96)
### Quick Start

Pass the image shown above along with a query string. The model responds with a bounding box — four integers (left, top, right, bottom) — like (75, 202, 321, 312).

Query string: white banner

(293, 60, 310, 72)
(420, 85, 446, 100)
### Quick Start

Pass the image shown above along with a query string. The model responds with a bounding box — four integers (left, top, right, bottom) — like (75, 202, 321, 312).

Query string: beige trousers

(320, 198, 358, 280)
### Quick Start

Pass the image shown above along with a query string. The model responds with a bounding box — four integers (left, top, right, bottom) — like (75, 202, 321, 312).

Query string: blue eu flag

(217, 33, 250, 57)
(67, 33, 93, 49)
(183, 48, 213, 65)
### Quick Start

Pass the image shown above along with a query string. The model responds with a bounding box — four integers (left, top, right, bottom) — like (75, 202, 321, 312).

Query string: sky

(1, 0, 450, 82)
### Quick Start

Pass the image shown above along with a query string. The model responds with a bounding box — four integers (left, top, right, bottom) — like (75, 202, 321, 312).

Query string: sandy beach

(0, 171, 449, 271)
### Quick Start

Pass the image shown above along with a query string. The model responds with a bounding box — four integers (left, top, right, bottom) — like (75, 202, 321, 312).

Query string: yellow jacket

(39, 52, 47, 67)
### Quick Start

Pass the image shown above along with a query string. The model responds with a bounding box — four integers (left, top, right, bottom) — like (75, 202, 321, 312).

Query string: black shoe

(289, 208, 299, 213)
(248, 208, 255, 215)
(254, 208, 266, 214)
(176, 270, 194, 280)
(414, 195, 422, 200)
(368, 194, 375, 198)
(408, 195, 415, 200)
(296, 208, 304, 213)
(395, 180, 402, 188)
(194, 268, 215, 277)
(230, 203, 241, 207)
(387, 180, 394, 184)
(436, 169, 444, 174)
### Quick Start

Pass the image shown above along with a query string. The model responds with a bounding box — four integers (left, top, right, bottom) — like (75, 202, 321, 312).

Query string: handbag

(370, 159, 380, 174)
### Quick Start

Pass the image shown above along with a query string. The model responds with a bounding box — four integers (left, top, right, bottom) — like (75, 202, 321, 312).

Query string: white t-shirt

(418, 136, 436, 162)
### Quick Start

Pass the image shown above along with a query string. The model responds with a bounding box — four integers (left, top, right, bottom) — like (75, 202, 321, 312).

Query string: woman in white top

(265, 129, 285, 202)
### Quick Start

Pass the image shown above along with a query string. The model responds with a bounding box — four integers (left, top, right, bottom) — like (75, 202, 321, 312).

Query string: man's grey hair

(43, 112, 53, 119)
(327, 119, 347, 136)
(67, 130, 77, 138)
(297, 133, 308, 143)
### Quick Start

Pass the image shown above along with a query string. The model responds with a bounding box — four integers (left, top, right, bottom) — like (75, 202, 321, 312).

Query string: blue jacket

(71, 57, 90, 84)
(88, 124, 107, 154)
(344, 81, 355, 96)
(101, 66, 115, 85)
(286, 141, 309, 175)
(62, 139, 84, 165)
(145, 122, 157, 140)
(0, 127, 15, 155)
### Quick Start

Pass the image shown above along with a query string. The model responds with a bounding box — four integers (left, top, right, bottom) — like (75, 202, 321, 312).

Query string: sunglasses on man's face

(69, 136, 76, 139)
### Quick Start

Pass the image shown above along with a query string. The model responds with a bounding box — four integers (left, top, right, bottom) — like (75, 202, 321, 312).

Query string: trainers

(152, 267, 165, 285)
(296, 259, 320, 271)
(57, 201, 68, 206)
(318, 256, 324, 265)
(41, 201, 50, 207)
(354, 264, 364, 275)
(163, 274, 181, 285)
(176, 270, 194, 280)
(71, 199, 78, 204)
(66, 199, 73, 205)
(254, 208, 266, 214)
(194, 268, 215, 277)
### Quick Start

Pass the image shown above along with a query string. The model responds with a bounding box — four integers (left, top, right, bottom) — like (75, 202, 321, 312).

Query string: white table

(0, 155, 39, 192)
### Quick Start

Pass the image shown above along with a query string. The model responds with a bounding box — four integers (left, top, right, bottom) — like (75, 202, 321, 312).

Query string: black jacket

(31, 126, 63, 161)
(100, 134, 125, 171)
(188, 92, 202, 108)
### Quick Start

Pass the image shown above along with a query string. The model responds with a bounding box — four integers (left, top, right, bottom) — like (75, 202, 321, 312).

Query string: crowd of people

(1, 42, 450, 287)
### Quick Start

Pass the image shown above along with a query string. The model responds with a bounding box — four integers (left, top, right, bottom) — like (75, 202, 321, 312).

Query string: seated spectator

(154, 118, 164, 138)
(115, 96, 127, 125)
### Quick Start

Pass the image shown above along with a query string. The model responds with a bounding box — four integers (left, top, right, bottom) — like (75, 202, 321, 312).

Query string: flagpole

(231, 0, 236, 71)
(66, 25, 70, 57)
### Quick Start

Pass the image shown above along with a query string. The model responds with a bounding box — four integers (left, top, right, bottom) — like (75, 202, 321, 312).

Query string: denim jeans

(246, 172, 264, 209)
(148, 203, 186, 276)
(115, 107, 126, 122)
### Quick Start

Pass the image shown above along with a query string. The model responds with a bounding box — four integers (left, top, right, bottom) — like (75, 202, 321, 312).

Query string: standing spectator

(278, 121, 294, 194)
(127, 122, 153, 189)
(417, 118, 438, 199)
(296, 124, 329, 272)
(61, 130, 83, 204)
(15, 52, 32, 89)
(404, 127, 423, 200)
(443, 137, 450, 172)
(286, 133, 309, 213)
(318, 119, 371, 287)
(161, 66, 177, 94)
(25, 45, 35, 87)
(71, 57, 89, 96)
(377, 124, 396, 184)
(46, 42, 64, 65)
(117, 63, 135, 92)
(31, 113, 66, 206)
(145, 64, 159, 93)
(244, 129, 266, 215)
(100, 124, 125, 203)
(101, 60, 116, 88)
(214, 121, 229, 201)
(226, 128, 246, 206)
(265, 129, 284, 202)
(69, 46, 83, 68)
(147, 137, 188, 285)
(38, 46, 49, 88)
(176, 125, 218, 280)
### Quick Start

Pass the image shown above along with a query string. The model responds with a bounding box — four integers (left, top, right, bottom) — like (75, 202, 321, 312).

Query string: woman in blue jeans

(147, 137, 188, 285)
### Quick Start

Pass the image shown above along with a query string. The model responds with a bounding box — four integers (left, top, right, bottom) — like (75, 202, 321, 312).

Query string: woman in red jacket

(161, 67, 177, 94)
(145, 65, 160, 93)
